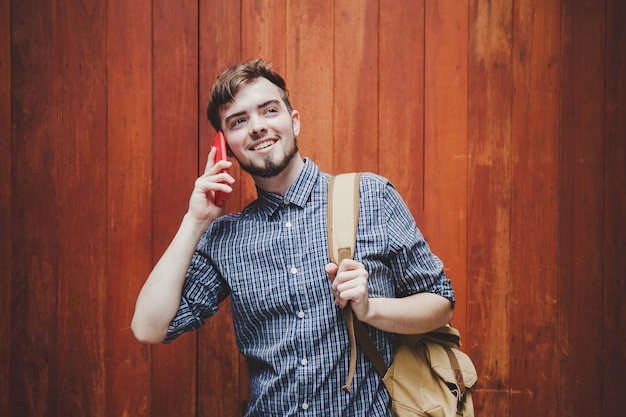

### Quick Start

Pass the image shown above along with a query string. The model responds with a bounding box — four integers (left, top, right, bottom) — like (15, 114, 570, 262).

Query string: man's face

(219, 77, 300, 178)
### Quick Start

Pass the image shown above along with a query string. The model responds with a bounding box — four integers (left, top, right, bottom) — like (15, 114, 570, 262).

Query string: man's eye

(265, 108, 278, 114)
(231, 118, 245, 127)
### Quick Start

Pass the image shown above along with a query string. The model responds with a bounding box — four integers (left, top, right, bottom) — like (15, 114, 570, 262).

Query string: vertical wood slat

(151, 1, 199, 416)
(285, 0, 334, 174)
(106, 0, 153, 416)
(0, 0, 11, 413)
(55, 1, 107, 416)
(510, 0, 560, 415)
(196, 1, 244, 416)
(241, 0, 287, 67)
(467, 0, 513, 414)
(10, 2, 61, 415)
(378, 0, 425, 222)
(333, 0, 379, 173)
(423, 0, 469, 340)
(559, 1, 606, 416)
(603, 0, 626, 415)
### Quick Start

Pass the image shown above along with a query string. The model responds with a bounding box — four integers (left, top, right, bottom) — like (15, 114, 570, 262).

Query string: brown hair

(207, 59, 293, 131)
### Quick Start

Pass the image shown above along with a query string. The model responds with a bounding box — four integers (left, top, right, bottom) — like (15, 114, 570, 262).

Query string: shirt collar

(256, 158, 319, 217)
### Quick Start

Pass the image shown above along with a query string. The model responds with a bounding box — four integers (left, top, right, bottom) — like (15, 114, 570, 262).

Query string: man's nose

(248, 115, 267, 136)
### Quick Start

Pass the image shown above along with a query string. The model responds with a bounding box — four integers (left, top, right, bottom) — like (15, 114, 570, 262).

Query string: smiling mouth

(252, 139, 276, 151)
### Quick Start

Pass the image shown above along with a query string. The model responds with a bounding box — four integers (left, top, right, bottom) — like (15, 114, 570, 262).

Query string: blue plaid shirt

(165, 159, 455, 416)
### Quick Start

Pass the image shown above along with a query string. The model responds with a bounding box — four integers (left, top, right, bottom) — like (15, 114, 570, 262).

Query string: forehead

(220, 77, 285, 117)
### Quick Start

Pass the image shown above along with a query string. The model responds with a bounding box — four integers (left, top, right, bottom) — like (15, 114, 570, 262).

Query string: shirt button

(297, 311, 305, 318)
(302, 403, 309, 410)
(283, 199, 290, 205)
(291, 267, 298, 275)
(301, 358, 308, 366)
(285, 221, 292, 228)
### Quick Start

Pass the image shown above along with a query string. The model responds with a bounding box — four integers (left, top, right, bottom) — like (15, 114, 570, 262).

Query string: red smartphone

(212, 131, 229, 206)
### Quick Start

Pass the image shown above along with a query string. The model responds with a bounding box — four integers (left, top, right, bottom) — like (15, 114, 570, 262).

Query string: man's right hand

(187, 146, 235, 226)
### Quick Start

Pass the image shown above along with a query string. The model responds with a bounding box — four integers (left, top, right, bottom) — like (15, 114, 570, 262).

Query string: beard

(238, 138, 299, 178)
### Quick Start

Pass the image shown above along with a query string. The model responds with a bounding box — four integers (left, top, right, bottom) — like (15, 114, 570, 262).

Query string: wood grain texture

(510, 0, 560, 415)
(10, 1, 61, 415)
(285, 0, 334, 174)
(603, 0, 626, 414)
(54, 1, 107, 415)
(0, 0, 11, 413)
(559, 1, 606, 415)
(379, 0, 425, 222)
(106, 0, 153, 416)
(151, 1, 200, 416)
(467, 0, 513, 413)
(423, 0, 469, 340)
(333, 0, 379, 173)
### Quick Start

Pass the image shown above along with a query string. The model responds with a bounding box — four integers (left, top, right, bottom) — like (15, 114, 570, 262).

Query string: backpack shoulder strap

(327, 173, 388, 392)
(327, 173, 360, 265)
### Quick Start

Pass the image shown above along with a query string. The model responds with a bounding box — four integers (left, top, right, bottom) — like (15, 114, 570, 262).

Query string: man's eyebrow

(259, 99, 281, 108)
(224, 110, 246, 126)
(224, 99, 281, 125)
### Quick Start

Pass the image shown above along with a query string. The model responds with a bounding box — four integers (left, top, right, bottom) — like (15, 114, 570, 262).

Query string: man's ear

(291, 110, 301, 136)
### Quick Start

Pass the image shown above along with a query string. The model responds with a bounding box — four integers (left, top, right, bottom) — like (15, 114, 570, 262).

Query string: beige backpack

(327, 173, 478, 417)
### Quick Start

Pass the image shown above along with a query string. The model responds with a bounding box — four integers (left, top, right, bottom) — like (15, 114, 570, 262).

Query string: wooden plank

(198, 1, 246, 416)
(333, 0, 379, 173)
(467, 0, 513, 413)
(558, 1, 606, 415)
(10, 2, 61, 415)
(150, 1, 199, 416)
(54, 1, 107, 415)
(241, 0, 287, 65)
(378, 0, 425, 222)
(604, 0, 626, 414)
(423, 0, 469, 340)
(106, 0, 153, 415)
(285, 0, 334, 174)
(510, 0, 560, 415)
(0, 0, 11, 413)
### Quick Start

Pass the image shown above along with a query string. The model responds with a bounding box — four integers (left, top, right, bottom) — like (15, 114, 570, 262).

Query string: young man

(131, 59, 455, 416)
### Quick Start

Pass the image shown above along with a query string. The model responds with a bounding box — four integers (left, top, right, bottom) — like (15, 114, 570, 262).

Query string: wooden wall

(1, 0, 624, 416)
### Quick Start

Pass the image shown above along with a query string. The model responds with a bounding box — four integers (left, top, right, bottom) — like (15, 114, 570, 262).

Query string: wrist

(181, 212, 212, 236)
(359, 297, 381, 325)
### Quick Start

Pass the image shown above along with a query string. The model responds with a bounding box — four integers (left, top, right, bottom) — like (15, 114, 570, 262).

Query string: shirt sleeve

(383, 181, 456, 308)
(163, 232, 230, 343)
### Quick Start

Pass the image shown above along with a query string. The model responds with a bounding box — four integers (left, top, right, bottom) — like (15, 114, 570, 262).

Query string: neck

(253, 154, 305, 195)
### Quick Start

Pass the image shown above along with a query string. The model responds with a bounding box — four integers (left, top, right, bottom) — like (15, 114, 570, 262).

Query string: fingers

(194, 164, 234, 189)
(325, 262, 341, 305)
(326, 260, 368, 308)
(187, 150, 235, 218)
(198, 148, 234, 198)
(325, 262, 338, 277)
(203, 147, 216, 174)
(204, 146, 233, 177)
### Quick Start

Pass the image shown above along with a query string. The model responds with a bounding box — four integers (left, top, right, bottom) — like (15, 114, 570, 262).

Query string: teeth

(253, 140, 275, 151)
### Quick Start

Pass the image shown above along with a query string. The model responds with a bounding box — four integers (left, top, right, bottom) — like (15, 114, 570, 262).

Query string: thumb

(325, 262, 338, 281)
